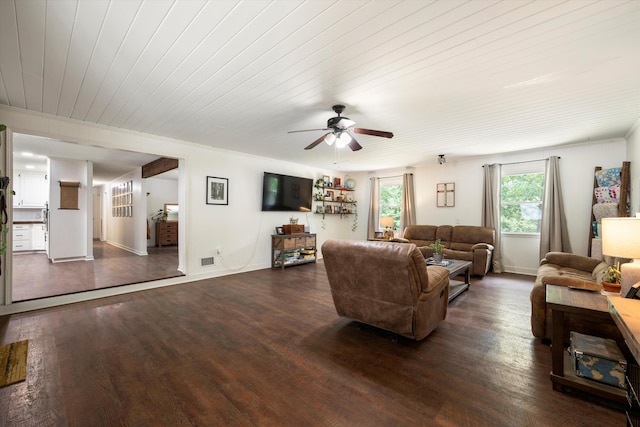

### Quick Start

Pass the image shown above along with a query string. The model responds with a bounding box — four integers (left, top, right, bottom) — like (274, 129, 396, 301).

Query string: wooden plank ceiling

(1, 0, 639, 172)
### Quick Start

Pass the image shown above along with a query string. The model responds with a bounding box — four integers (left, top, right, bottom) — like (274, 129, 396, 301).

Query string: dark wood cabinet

(156, 221, 178, 247)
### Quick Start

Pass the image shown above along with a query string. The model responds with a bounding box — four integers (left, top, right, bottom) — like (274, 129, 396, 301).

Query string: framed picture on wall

(206, 176, 229, 205)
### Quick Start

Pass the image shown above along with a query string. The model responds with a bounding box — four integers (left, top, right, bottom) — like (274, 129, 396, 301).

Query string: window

(501, 163, 544, 233)
(379, 178, 402, 230)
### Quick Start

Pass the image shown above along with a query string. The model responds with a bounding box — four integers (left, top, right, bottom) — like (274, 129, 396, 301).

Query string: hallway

(12, 240, 182, 302)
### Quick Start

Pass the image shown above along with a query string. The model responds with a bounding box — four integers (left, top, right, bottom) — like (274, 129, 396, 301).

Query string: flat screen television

(261, 172, 313, 212)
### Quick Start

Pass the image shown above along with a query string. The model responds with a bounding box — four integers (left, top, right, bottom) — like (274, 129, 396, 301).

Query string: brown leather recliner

(530, 252, 609, 340)
(321, 240, 450, 340)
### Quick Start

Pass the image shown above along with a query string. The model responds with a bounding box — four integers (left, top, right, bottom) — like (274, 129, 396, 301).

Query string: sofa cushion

(536, 262, 596, 285)
(449, 226, 495, 252)
(542, 252, 602, 272)
(435, 225, 453, 248)
(403, 225, 437, 242)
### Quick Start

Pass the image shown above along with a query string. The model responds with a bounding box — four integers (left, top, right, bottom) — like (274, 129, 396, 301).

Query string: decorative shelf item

(313, 177, 358, 231)
(436, 182, 455, 207)
(112, 180, 133, 217)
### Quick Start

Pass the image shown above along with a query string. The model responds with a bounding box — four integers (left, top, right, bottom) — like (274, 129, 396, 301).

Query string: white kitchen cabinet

(12, 223, 46, 252)
(13, 171, 48, 208)
(13, 224, 32, 251)
(32, 224, 46, 250)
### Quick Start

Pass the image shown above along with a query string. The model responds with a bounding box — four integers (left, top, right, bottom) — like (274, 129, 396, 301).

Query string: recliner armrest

(471, 243, 494, 251)
(390, 237, 410, 243)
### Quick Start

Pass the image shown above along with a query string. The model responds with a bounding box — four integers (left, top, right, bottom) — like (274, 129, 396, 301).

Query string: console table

(609, 296, 640, 423)
(546, 285, 627, 404)
(271, 233, 316, 269)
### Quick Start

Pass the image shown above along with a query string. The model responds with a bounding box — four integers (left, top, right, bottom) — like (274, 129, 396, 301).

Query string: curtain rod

(374, 173, 412, 180)
(482, 157, 560, 167)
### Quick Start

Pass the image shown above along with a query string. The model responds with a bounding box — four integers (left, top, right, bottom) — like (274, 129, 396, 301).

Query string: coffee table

(426, 259, 471, 302)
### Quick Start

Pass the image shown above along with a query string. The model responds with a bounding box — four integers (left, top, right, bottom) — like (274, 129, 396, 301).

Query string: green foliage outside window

(380, 184, 402, 229)
(501, 173, 544, 233)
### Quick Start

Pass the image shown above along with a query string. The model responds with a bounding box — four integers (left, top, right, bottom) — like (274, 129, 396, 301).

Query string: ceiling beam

(142, 157, 178, 178)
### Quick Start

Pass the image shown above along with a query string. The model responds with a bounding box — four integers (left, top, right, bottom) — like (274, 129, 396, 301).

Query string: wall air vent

(201, 257, 214, 266)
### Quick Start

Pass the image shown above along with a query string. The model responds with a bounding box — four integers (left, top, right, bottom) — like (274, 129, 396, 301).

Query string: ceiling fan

(288, 104, 394, 151)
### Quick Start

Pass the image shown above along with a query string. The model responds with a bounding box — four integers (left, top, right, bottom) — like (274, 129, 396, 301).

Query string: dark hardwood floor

(0, 263, 623, 426)
(12, 240, 183, 302)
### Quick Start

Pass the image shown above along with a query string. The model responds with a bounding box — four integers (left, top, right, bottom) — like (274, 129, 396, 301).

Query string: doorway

(11, 132, 184, 302)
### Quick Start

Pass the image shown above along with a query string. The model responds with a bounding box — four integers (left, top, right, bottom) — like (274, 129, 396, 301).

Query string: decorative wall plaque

(436, 182, 455, 207)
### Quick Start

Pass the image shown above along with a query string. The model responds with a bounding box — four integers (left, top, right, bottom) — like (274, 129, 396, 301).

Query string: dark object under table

(427, 259, 471, 302)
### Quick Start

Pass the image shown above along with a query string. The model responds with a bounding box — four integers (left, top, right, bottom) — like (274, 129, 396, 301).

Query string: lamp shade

(380, 216, 394, 228)
(336, 132, 352, 148)
(324, 133, 336, 146)
(602, 217, 640, 296)
(602, 218, 640, 259)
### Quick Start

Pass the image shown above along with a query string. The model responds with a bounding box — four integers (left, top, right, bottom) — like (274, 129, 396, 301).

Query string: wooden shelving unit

(588, 161, 630, 257)
(271, 233, 316, 269)
(314, 186, 356, 218)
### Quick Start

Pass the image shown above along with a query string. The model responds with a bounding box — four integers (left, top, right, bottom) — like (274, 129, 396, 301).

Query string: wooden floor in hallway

(0, 263, 624, 426)
(11, 240, 182, 301)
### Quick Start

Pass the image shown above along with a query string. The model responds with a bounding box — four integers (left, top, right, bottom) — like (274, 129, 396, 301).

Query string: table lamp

(601, 217, 640, 296)
(380, 216, 394, 239)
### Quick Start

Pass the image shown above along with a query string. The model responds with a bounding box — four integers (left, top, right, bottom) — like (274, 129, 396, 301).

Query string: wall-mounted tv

(261, 172, 313, 212)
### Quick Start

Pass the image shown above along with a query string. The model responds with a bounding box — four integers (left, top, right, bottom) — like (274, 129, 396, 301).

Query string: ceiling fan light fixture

(336, 132, 352, 148)
(324, 133, 336, 146)
(336, 118, 355, 129)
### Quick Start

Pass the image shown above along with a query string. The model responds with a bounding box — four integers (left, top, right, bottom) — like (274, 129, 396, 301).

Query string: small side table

(546, 285, 626, 404)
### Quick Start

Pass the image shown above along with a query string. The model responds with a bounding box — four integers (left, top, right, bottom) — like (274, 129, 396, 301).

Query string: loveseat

(530, 252, 609, 340)
(398, 225, 495, 277)
(322, 240, 449, 340)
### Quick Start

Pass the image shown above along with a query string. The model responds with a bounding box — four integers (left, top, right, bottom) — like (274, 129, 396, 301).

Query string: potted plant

(602, 264, 622, 293)
(151, 209, 168, 222)
(428, 239, 445, 263)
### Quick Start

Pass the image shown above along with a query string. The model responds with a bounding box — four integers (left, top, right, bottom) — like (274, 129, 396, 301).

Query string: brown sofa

(399, 225, 495, 276)
(322, 240, 449, 340)
(530, 252, 609, 340)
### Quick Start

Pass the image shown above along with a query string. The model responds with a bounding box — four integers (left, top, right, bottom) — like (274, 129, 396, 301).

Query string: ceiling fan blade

(353, 128, 394, 138)
(304, 133, 331, 150)
(288, 128, 329, 134)
(348, 136, 363, 151)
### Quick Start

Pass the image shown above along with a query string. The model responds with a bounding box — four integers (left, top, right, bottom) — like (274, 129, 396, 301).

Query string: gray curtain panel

(482, 163, 503, 273)
(539, 156, 571, 259)
(401, 173, 416, 233)
(367, 177, 380, 239)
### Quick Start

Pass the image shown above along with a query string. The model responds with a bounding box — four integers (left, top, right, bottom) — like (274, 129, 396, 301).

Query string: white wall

(365, 139, 628, 275)
(106, 169, 147, 255)
(48, 157, 90, 262)
(0, 105, 634, 312)
(0, 106, 358, 287)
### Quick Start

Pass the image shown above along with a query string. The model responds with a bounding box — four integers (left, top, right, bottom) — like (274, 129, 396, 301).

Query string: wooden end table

(545, 284, 626, 404)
